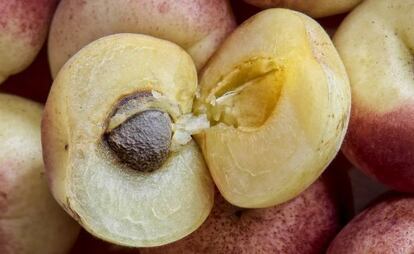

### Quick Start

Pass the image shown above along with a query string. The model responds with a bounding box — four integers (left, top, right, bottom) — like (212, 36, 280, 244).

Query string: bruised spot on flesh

(343, 103, 414, 192)
(0, 0, 57, 46)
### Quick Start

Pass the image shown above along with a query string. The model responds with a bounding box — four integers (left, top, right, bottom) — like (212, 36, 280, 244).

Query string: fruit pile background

(0, 0, 407, 253)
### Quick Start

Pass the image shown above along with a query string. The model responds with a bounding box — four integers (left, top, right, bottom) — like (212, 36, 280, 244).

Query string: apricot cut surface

(194, 9, 351, 208)
(42, 34, 214, 247)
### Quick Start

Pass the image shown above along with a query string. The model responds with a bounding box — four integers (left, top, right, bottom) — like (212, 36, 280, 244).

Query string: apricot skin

(141, 172, 345, 254)
(328, 194, 414, 253)
(243, 0, 362, 18)
(48, 0, 236, 76)
(0, 94, 80, 254)
(0, 0, 57, 84)
(343, 104, 414, 192)
(334, 0, 414, 192)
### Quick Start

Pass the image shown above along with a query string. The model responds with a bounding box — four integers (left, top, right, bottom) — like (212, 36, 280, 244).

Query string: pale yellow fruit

(335, 0, 414, 192)
(0, 93, 80, 254)
(0, 0, 56, 84)
(244, 0, 362, 18)
(48, 0, 236, 77)
(194, 9, 351, 208)
(42, 34, 214, 247)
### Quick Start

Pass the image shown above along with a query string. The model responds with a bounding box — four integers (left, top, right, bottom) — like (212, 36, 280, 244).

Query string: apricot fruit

(0, 93, 79, 254)
(194, 9, 351, 208)
(335, 0, 414, 192)
(328, 194, 414, 253)
(48, 0, 236, 76)
(0, 0, 57, 84)
(141, 172, 345, 254)
(42, 34, 214, 247)
(243, 0, 362, 18)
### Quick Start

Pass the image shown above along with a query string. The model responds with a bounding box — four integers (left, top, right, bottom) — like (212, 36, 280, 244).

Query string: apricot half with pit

(42, 34, 214, 247)
(194, 9, 351, 208)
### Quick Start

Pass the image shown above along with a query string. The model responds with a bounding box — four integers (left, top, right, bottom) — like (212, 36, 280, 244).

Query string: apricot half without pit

(42, 34, 214, 247)
(194, 9, 351, 208)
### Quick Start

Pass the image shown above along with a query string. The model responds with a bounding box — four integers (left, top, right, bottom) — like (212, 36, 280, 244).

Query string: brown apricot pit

(106, 109, 172, 172)
(105, 92, 173, 172)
